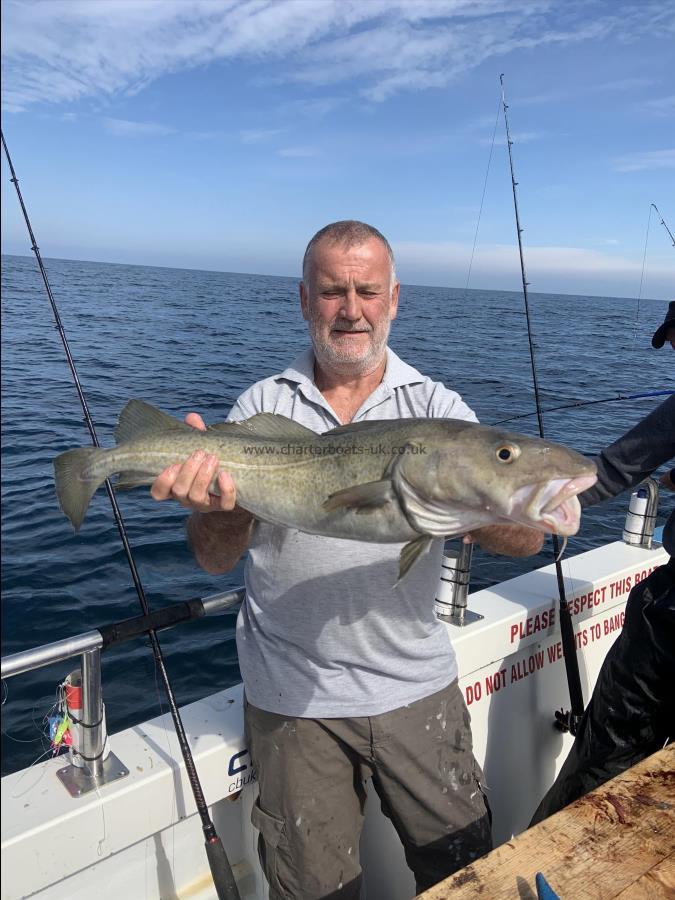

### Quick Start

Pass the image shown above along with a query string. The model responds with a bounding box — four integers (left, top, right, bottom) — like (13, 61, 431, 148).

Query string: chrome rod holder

(56, 649, 128, 796)
(435, 540, 483, 627)
(1, 588, 247, 799)
(623, 477, 659, 549)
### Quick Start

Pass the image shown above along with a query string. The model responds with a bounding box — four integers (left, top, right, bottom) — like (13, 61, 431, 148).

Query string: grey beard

(309, 320, 391, 376)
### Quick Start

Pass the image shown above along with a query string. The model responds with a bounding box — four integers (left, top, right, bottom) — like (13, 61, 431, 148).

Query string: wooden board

(419, 745, 675, 899)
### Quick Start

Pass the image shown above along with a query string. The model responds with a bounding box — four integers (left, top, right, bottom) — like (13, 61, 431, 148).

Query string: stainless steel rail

(1, 588, 245, 680)
(1, 587, 245, 795)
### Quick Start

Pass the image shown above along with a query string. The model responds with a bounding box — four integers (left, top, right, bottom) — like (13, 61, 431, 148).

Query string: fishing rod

(1, 131, 241, 900)
(493, 389, 673, 426)
(499, 76, 585, 735)
(652, 203, 675, 247)
(635, 202, 674, 341)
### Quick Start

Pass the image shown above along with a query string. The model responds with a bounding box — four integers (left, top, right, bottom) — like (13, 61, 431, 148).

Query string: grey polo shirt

(229, 347, 478, 718)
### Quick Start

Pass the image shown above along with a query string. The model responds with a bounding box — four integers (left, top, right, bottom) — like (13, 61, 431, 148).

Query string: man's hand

(149, 412, 254, 574)
(150, 412, 237, 513)
(463, 524, 545, 557)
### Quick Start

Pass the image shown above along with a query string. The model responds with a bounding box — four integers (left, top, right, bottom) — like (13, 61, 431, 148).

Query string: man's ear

(300, 281, 310, 321)
(390, 281, 400, 321)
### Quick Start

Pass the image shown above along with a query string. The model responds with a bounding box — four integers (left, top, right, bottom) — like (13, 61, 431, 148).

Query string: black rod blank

(498, 78, 585, 732)
(1, 130, 240, 900)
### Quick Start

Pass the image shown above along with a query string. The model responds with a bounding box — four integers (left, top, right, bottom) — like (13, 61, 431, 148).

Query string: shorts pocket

(251, 799, 287, 896)
(251, 799, 285, 848)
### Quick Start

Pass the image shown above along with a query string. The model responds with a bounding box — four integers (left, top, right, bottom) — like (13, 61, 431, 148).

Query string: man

(152, 221, 543, 898)
(530, 308, 674, 826)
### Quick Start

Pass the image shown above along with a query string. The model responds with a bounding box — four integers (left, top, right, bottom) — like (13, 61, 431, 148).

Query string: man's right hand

(150, 412, 238, 514)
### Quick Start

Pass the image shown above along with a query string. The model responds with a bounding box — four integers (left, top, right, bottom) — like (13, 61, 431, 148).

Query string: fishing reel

(553, 708, 582, 736)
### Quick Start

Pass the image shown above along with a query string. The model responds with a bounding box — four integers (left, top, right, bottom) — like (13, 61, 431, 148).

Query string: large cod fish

(54, 400, 597, 579)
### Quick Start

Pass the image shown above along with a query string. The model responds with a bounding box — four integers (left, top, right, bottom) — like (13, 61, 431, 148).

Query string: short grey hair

(302, 220, 397, 285)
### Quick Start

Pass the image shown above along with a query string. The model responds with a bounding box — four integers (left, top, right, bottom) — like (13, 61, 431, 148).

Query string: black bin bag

(530, 558, 675, 826)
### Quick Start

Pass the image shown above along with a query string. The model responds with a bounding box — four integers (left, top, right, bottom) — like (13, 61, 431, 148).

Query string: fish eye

(496, 443, 520, 463)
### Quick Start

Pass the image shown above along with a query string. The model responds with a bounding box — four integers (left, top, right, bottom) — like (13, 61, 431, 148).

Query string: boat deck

(2, 540, 669, 899)
(419, 744, 675, 899)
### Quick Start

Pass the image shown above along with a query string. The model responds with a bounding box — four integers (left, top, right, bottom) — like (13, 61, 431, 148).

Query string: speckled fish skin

(53, 400, 596, 576)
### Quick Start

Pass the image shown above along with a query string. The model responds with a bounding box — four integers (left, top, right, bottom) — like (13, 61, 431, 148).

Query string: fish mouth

(512, 474, 597, 536)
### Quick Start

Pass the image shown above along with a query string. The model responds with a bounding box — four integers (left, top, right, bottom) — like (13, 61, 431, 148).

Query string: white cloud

(478, 130, 548, 145)
(239, 128, 284, 144)
(612, 149, 675, 172)
(398, 240, 625, 273)
(518, 77, 657, 106)
(186, 130, 226, 141)
(276, 96, 346, 118)
(2, 0, 670, 111)
(278, 146, 319, 158)
(102, 117, 174, 137)
(639, 95, 675, 117)
(389, 239, 675, 298)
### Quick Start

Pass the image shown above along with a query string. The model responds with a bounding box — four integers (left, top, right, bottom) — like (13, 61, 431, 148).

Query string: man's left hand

(463, 524, 545, 557)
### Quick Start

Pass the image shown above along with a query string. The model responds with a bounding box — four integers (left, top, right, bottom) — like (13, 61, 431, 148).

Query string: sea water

(1, 254, 671, 774)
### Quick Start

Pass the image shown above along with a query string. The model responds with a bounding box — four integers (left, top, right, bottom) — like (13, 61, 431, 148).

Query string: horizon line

(1, 251, 660, 305)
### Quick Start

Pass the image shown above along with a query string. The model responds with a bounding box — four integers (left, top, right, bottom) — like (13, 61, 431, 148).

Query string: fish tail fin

(53, 447, 109, 531)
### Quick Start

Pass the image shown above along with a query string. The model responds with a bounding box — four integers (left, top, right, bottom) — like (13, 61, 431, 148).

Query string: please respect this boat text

(464, 562, 659, 707)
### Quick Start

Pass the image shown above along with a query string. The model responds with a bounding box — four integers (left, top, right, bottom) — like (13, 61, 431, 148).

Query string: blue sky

(2, 0, 674, 298)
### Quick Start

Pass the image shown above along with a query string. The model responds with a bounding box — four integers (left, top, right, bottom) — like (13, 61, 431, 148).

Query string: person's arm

(187, 505, 254, 575)
(580, 395, 675, 508)
(150, 411, 255, 574)
(463, 524, 545, 557)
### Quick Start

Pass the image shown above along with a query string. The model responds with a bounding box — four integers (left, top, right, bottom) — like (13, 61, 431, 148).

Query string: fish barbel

(54, 400, 597, 579)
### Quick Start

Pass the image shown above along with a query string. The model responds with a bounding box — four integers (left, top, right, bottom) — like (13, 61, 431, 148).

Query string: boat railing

(1, 587, 246, 795)
(1, 536, 485, 795)
(2, 478, 663, 796)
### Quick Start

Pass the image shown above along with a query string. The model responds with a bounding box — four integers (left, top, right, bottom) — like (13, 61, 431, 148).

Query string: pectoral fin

(397, 535, 433, 582)
(323, 479, 395, 513)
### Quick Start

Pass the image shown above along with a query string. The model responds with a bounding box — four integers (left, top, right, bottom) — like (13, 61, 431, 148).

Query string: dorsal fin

(324, 420, 396, 437)
(207, 420, 254, 434)
(224, 413, 317, 440)
(115, 400, 194, 444)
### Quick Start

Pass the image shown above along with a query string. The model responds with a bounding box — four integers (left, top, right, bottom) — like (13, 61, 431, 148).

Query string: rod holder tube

(80, 649, 105, 777)
(435, 540, 474, 624)
(623, 477, 659, 548)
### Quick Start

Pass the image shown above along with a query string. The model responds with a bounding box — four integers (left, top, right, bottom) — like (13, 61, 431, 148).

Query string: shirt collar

(277, 346, 425, 390)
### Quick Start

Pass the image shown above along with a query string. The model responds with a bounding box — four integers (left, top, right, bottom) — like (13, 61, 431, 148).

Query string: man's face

(300, 237, 399, 376)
